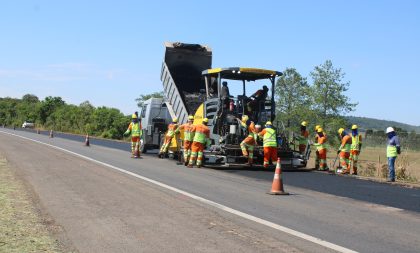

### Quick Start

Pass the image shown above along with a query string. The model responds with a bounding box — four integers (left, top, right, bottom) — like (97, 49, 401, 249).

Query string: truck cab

(139, 98, 172, 153)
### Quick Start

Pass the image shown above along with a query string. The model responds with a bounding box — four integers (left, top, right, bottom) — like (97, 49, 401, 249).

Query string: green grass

(0, 158, 62, 253)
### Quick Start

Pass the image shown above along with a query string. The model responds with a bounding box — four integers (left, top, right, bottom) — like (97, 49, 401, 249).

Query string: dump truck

(161, 42, 309, 168)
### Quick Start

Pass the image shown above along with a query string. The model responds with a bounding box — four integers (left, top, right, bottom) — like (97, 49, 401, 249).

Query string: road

(1, 128, 419, 253)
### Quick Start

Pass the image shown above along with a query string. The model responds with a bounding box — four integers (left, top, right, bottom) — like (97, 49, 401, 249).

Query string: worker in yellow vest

(314, 125, 321, 169)
(350, 125, 362, 175)
(159, 118, 179, 158)
(123, 113, 143, 158)
(258, 121, 278, 168)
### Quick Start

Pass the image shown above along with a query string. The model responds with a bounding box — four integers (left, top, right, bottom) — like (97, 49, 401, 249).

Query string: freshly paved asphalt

(2, 127, 420, 253)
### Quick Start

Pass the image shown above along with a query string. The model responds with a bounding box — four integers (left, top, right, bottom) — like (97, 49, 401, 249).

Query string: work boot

(184, 160, 189, 166)
(187, 164, 193, 168)
(341, 170, 350, 175)
(197, 165, 201, 168)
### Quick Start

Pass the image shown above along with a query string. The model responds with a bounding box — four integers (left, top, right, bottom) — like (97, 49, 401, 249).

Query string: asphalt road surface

(1, 128, 419, 253)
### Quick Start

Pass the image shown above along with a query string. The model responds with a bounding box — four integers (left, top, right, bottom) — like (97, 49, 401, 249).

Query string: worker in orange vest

(238, 115, 261, 166)
(123, 113, 143, 158)
(188, 118, 211, 168)
(337, 128, 352, 174)
(258, 121, 278, 168)
(158, 118, 179, 158)
(179, 115, 195, 166)
(313, 127, 328, 171)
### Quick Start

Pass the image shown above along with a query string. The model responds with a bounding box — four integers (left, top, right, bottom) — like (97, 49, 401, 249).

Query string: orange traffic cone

(49, 129, 54, 138)
(268, 158, 289, 195)
(85, 134, 90, 146)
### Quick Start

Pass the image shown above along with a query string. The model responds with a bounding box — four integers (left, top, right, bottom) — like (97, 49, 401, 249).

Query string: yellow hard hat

(351, 124, 358, 130)
(172, 118, 178, 123)
(301, 121, 308, 127)
(188, 115, 194, 121)
(131, 113, 137, 119)
(315, 125, 321, 131)
(265, 121, 272, 126)
(203, 118, 209, 123)
(317, 127, 323, 133)
(241, 115, 249, 122)
(338, 128, 345, 135)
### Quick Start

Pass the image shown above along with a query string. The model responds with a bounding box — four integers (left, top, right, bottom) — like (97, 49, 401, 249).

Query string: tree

(39, 96, 65, 124)
(275, 68, 312, 129)
(22, 94, 39, 104)
(135, 91, 164, 108)
(310, 60, 357, 121)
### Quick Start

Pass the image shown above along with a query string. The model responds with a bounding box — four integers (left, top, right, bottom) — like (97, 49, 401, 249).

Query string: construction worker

(337, 128, 352, 174)
(179, 115, 195, 166)
(386, 127, 401, 182)
(295, 121, 309, 154)
(158, 118, 179, 158)
(350, 125, 362, 175)
(238, 115, 260, 166)
(123, 113, 143, 158)
(258, 121, 278, 168)
(313, 127, 328, 171)
(246, 85, 269, 119)
(314, 125, 322, 170)
(188, 118, 211, 168)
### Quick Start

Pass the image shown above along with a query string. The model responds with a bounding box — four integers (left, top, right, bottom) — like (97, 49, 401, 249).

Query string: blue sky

(0, 1, 419, 125)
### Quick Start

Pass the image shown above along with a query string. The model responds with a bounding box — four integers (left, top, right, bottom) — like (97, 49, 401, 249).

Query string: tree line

(0, 95, 130, 139)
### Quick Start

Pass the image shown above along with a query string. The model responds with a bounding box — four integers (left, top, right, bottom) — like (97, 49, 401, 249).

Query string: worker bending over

(350, 125, 362, 175)
(159, 118, 179, 158)
(124, 113, 143, 158)
(188, 118, 211, 168)
(179, 115, 195, 166)
(295, 121, 309, 154)
(238, 115, 260, 166)
(337, 128, 352, 174)
(258, 121, 278, 168)
(314, 127, 328, 171)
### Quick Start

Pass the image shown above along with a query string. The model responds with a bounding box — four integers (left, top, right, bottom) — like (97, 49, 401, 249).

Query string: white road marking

(0, 130, 358, 253)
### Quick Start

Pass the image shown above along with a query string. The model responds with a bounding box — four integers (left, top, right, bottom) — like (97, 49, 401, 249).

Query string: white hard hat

(386, 127, 395, 134)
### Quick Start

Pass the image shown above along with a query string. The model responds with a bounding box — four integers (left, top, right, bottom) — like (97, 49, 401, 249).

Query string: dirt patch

(0, 155, 74, 253)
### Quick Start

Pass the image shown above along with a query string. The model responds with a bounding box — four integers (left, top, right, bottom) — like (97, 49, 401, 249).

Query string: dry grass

(0, 157, 62, 253)
(307, 146, 419, 183)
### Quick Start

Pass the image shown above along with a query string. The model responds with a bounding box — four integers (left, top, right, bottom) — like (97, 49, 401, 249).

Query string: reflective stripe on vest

(183, 124, 194, 141)
(263, 128, 277, 147)
(387, 145, 397, 157)
(351, 134, 361, 151)
(131, 123, 141, 137)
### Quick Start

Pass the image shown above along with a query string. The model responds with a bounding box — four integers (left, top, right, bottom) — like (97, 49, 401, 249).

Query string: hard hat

(338, 128, 345, 135)
(301, 121, 308, 127)
(315, 125, 321, 131)
(172, 118, 178, 123)
(386, 127, 395, 134)
(352, 125, 358, 130)
(265, 121, 272, 126)
(203, 118, 209, 123)
(241, 115, 249, 122)
(131, 113, 137, 119)
(317, 127, 323, 133)
(255, 124, 262, 128)
(188, 115, 194, 121)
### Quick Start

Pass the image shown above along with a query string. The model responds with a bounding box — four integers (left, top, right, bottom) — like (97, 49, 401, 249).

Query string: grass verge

(0, 156, 63, 253)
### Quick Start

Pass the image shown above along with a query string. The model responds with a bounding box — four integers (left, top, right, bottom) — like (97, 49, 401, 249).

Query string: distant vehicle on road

(22, 121, 35, 128)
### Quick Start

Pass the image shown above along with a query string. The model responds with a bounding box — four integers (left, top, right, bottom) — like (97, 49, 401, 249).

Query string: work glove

(337, 150, 340, 155)
(397, 146, 401, 154)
